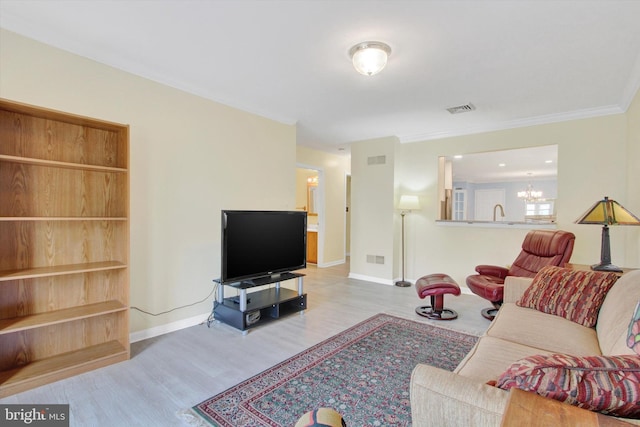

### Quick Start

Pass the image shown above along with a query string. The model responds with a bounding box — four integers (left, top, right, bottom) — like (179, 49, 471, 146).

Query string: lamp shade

(575, 196, 640, 273)
(575, 197, 640, 226)
(398, 195, 420, 211)
(349, 41, 391, 76)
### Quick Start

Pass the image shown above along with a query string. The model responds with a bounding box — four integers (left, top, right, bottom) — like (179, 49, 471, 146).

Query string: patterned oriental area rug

(181, 313, 478, 427)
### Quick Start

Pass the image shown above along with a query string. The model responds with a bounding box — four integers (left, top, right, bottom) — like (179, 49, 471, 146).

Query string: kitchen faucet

(493, 204, 505, 221)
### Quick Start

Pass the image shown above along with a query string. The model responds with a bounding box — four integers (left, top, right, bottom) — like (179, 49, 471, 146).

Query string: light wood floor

(0, 261, 490, 426)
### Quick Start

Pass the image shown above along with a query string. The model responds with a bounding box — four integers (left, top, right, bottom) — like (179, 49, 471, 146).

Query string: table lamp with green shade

(575, 196, 640, 272)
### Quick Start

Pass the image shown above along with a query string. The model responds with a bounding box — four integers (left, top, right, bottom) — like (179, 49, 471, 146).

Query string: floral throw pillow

(628, 301, 640, 355)
(496, 353, 640, 418)
(516, 266, 619, 327)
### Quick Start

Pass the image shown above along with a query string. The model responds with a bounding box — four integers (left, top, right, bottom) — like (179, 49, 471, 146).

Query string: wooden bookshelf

(0, 98, 130, 397)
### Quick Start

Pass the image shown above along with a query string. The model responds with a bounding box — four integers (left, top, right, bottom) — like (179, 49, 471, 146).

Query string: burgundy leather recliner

(466, 229, 575, 320)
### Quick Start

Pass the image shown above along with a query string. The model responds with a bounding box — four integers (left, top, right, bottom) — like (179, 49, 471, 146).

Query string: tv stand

(212, 273, 306, 333)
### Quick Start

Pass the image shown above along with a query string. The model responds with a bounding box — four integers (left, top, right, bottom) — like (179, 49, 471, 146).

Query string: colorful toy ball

(294, 408, 346, 427)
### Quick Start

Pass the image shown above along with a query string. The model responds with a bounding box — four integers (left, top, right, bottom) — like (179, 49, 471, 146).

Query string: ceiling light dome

(349, 41, 391, 76)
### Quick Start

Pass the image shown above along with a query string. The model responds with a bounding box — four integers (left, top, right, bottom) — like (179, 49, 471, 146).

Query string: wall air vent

(446, 103, 476, 114)
(366, 255, 385, 264)
(367, 155, 386, 165)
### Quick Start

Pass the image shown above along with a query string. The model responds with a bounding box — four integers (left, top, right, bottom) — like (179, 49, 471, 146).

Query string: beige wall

(627, 88, 640, 265)
(296, 146, 351, 266)
(349, 137, 398, 283)
(351, 91, 640, 287)
(0, 30, 297, 336)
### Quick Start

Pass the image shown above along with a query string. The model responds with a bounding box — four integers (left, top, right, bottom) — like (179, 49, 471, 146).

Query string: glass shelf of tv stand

(214, 272, 305, 311)
(220, 272, 305, 289)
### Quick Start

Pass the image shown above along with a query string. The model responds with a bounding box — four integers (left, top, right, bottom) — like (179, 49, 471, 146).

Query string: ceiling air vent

(446, 103, 476, 114)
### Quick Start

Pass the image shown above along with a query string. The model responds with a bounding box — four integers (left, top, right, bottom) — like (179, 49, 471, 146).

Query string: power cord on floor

(131, 282, 217, 317)
(207, 297, 218, 328)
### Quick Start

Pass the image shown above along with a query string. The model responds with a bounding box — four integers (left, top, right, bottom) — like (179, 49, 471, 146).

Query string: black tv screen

(221, 210, 307, 284)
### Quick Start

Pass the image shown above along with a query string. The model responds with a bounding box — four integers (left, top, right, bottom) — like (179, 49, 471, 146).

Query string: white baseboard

(129, 311, 211, 343)
(459, 286, 473, 295)
(347, 274, 474, 295)
(318, 258, 346, 268)
(348, 272, 394, 286)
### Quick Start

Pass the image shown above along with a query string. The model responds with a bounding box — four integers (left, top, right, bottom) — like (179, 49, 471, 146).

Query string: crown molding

(399, 105, 624, 144)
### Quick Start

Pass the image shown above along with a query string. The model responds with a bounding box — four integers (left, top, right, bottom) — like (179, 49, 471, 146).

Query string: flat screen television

(221, 210, 307, 284)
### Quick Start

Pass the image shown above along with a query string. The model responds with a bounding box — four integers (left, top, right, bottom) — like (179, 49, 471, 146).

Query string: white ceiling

(2, 0, 640, 157)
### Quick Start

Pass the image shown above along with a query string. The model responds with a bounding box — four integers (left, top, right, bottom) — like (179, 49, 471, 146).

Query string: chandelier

(517, 184, 542, 201)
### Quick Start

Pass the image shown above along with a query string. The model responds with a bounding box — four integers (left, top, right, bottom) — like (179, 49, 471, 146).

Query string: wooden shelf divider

(0, 300, 128, 334)
(0, 261, 127, 281)
(0, 341, 128, 398)
(0, 217, 128, 222)
(0, 154, 128, 173)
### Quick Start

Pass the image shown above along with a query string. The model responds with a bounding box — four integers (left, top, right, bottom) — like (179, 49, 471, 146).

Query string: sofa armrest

(410, 364, 509, 427)
(503, 276, 534, 304)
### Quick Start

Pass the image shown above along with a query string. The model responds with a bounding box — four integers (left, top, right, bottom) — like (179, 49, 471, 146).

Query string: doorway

(296, 167, 322, 265)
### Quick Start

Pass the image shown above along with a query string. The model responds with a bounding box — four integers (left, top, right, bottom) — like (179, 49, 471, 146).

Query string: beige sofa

(410, 269, 640, 426)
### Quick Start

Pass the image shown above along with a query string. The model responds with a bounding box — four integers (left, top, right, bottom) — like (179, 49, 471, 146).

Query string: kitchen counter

(436, 220, 556, 230)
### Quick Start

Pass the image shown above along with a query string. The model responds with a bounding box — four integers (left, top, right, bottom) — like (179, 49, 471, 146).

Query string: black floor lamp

(575, 196, 640, 272)
(396, 195, 421, 287)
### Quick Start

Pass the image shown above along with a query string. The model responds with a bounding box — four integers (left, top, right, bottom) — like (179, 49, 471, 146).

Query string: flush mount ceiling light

(349, 41, 391, 76)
